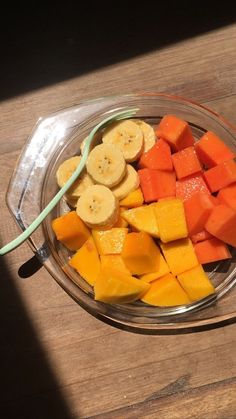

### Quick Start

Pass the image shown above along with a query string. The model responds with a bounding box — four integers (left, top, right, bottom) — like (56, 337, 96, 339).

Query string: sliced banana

(133, 120, 156, 152)
(56, 156, 94, 200)
(102, 120, 144, 162)
(86, 143, 126, 188)
(111, 164, 140, 200)
(76, 185, 119, 228)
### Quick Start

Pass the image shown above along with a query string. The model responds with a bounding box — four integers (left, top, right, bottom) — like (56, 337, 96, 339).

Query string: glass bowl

(6, 93, 236, 334)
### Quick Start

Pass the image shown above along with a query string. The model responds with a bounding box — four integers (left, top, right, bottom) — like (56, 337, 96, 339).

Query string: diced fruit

(92, 228, 128, 255)
(172, 146, 202, 179)
(121, 205, 159, 237)
(52, 211, 90, 251)
(184, 192, 215, 236)
(217, 183, 236, 210)
(176, 174, 210, 201)
(203, 160, 236, 193)
(100, 255, 131, 275)
(141, 273, 190, 306)
(205, 204, 236, 247)
(102, 120, 144, 162)
(86, 143, 126, 187)
(69, 236, 101, 286)
(138, 168, 176, 202)
(194, 238, 231, 264)
(113, 207, 129, 228)
(154, 198, 188, 243)
(195, 131, 235, 168)
(119, 187, 144, 208)
(161, 238, 198, 275)
(138, 168, 158, 202)
(177, 265, 215, 301)
(191, 230, 213, 243)
(138, 138, 173, 171)
(156, 115, 194, 151)
(121, 231, 161, 275)
(76, 185, 119, 229)
(94, 267, 150, 304)
(139, 254, 170, 282)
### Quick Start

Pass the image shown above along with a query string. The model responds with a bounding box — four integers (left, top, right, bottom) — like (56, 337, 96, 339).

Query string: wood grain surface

(0, 21, 236, 419)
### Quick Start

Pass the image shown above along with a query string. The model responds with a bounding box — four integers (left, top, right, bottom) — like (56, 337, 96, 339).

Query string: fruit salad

(51, 114, 236, 307)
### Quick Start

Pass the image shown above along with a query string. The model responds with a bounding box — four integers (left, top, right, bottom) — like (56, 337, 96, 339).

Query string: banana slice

(133, 120, 156, 152)
(102, 120, 144, 162)
(56, 156, 94, 199)
(76, 185, 119, 228)
(86, 143, 126, 188)
(111, 164, 140, 200)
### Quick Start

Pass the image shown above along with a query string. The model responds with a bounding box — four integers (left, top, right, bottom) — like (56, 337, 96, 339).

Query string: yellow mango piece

(139, 253, 170, 282)
(113, 207, 128, 228)
(92, 228, 128, 255)
(122, 205, 159, 237)
(94, 267, 150, 303)
(161, 238, 198, 275)
(121, 231, 161, 275)
(177, 265, 215, 301)
(141, 273, 190, 306)
(119, 187, 144, 208)
(69, 236, 101, 286)
(52, 210, 90, 251)
(100, 255, 131, 275)
(154, 198, 188, 243)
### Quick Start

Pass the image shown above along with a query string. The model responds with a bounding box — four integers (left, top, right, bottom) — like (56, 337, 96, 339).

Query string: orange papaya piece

(217, 182, 236, 210)
(195, 131, 234, 168)
(138, 138, 173, 171)
(203, 160, 236, 193)
(172, 146, 202, 179)
(184, 192, 215, 236)
(176, 174, 210, 201)
(205, 204, 236, 247)
(194, 237, 231, 264)
(156, 115, 194, 151)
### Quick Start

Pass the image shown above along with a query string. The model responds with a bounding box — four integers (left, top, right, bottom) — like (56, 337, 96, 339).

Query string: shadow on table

(0, 256, 74, 419)
(0, 2, 236, 100)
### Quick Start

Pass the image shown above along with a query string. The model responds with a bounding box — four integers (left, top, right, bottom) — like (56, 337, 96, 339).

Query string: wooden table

(0, 22, 236, 419)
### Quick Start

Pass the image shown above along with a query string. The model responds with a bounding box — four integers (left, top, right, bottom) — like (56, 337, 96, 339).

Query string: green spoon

(0, 108, 139, 256)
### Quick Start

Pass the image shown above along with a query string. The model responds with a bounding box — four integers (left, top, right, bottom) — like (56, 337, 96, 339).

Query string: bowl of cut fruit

(6, 93, 236, 333)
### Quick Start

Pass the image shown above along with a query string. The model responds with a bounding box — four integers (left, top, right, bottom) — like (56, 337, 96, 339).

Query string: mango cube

(94, 267, 150, 304)
(52, 211, 90, 251)
(177, 265, 215, 301)
(121, 231, 161, 275)
(121, 205, 159, 237)
(141, 273, 190, 306)
(161, 238, 198, 275)
(69, 236, 101, 286)
(139, 253, 170, 282)
(92, 228, 128, 255)
(154, 198, 188, 243)
(100, 255, 131, 275)
(119, 187, 144, 208)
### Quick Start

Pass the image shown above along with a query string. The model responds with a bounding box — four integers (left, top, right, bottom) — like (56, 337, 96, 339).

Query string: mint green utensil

(0, 108, 139, 255)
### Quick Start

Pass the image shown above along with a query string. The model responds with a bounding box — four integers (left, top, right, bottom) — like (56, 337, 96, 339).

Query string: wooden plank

(90, 377, 236, 419)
